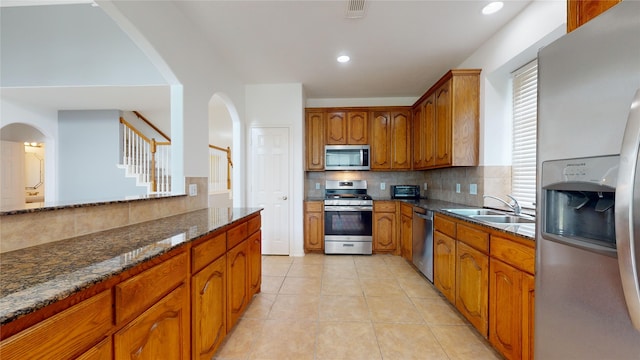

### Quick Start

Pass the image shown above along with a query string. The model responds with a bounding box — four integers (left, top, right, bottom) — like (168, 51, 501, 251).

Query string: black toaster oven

(391, 185, 421, 199)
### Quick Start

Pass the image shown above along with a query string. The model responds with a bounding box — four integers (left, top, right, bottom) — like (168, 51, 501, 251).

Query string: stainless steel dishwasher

(412, 207, 434, 282)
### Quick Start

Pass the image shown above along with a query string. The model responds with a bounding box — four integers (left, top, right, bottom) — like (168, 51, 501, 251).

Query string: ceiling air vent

(345, 0, 366, 19)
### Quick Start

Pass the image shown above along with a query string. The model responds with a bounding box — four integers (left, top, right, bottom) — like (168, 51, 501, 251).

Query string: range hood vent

(345, 0, 366, 19)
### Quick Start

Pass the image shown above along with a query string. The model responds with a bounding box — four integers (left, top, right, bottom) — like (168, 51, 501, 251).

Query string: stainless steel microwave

(325, 145, 370, 171)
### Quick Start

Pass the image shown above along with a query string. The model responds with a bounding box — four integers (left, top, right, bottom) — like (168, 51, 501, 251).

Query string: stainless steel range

(324, 180, 373, 255)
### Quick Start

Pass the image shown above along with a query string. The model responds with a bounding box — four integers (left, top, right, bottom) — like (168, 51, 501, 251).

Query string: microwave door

(615, 89, 640, 331)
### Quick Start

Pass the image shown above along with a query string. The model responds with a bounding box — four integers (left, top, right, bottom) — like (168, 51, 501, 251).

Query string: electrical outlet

(315, 183, 320, 190)
(380, 182, 386, 190)
(189, 184, 197, 196)
(470, 184, 478, 195)
(456, 183, 461, 193)
(423, 182, 428, 191)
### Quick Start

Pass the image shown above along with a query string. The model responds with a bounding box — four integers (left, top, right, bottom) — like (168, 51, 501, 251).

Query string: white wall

(457, 0, 566, 166)
(245, 83, 305, 256)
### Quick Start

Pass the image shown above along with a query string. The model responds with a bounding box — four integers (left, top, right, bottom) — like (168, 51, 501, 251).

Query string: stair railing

(209, 145, 233, 193)
(120, 117, 171, 193)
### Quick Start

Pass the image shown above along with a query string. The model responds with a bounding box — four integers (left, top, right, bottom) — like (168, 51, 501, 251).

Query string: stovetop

(324, 194, 373, 200)
(324, 179, 373, 206)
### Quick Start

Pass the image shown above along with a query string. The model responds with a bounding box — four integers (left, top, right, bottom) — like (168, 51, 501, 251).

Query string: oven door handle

(324, 206, 373, 212)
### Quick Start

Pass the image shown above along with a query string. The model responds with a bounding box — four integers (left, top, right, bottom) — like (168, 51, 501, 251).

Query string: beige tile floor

(214, 253, 503, 360)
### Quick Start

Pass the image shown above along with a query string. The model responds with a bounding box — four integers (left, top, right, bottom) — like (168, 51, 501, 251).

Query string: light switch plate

(470, 184, 478, 195)
(423, 182, 428, 191)
(189, 184, 197, 196)
(380, 182, 386, 190)
(315, 183, 320, 190)
(456, 184, 461, 193)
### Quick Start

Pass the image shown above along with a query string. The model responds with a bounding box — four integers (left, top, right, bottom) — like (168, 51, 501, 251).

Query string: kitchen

(2, 1, 640, 359)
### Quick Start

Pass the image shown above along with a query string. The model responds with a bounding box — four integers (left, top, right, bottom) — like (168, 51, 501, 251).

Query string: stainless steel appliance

(412, 206, 433, 282)
(324, 180, 373, 254)
(536, 2, 640, 358)
(391, 185, 421, 199)
(324, 145, 370, 171)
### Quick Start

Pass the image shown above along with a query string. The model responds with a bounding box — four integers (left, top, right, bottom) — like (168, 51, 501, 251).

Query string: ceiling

(1, 0, 533, 131)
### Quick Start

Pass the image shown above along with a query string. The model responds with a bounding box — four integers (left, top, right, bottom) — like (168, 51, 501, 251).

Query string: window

(511, 60, 537, 209)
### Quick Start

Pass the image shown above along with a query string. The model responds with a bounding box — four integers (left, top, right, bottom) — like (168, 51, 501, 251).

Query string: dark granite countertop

(0, 207, 262, 326)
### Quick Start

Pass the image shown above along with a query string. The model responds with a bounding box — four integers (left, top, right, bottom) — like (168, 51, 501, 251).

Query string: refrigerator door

(615, 89, 640, 330)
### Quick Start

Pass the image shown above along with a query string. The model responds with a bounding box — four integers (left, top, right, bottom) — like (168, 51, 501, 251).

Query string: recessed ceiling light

(482, 1, 504, 15)
(337, 55, 350, 63)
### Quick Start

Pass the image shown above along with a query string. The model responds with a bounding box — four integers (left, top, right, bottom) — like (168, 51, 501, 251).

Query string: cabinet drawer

(457, 223, 489, 253)
(374, 201, 397, 212)
(227, 223, 248, 249)
(192, 232, 226, 273)
(0, 290, 113, 360)
(434, 214, 456, 238)
(305, 201, 323, 212)
(401, 204, 414, 217)
(490, 236, 535, 274)
(248, 215, 261, 235)
(115, 252, 187, 324)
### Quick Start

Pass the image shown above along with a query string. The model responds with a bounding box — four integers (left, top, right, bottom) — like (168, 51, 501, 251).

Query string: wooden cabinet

(373, 201, 398, 252)
(305, 110, 325, 171)
(412, 69, 480, 169)
(192, 242, 227, 360)
(370, 109, 412, 170)
(567, 0, 621, 32)
(226, 240, 249, 331)
(433, 230, 456, 303)
(413, 94, 435, 169)
(0, 290, 113, 360)
(77, 337, 113, 360)
(304, 201, 324, 252)
(248, 230, 262, 296)
(114, 283, 190, 360)
(456, 242, 489, 337)
(489, 234, 536, 360)
(400, 203, 413, 261)
(326, 111, 368, 145)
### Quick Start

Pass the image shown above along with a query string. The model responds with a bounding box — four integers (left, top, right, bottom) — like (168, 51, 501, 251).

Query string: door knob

(282, 196, 288, 200)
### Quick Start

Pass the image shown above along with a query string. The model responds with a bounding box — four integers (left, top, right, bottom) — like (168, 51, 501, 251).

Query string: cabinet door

(326, 112, 347, 144)
(373, 212, 396, 252)
(434, 79, 452, 167)
(423, 94, 436, 167)
(489, 258, 523, 360)
(401, 213, 413, 261)
(567, 0, 621, 32)
(249, 230, 262, 296)
(76, 337, 112, 360)
(114, 284, 190, 360)
(370, 111, 391, 169)
(434, 231, 456, 303)
(305, 110, 325, 171)
(226, 240, 249, 331)
(455, 242, 489, 337)
(391, 110, 411, 169)
(192, 255, 226, 360)
(347, 111, 368, 144)
(412, 103, 424, 169)
(522, 272, 535, 360)
(304, 202, 324, 252)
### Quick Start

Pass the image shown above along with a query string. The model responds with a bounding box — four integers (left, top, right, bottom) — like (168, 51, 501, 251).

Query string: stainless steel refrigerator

(536, 2, 640, 359)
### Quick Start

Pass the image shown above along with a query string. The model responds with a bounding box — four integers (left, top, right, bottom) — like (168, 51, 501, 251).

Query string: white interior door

(250, 127, 290, 255)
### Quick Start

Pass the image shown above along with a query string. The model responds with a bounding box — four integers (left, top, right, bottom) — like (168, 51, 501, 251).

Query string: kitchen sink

(443, 208, 506, 216)
(469, 214, 535, 224)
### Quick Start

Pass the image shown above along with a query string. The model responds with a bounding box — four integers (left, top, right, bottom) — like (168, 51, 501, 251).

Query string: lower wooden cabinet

(114, 284, 190, 360)
(400, 203, 413, 261)
(192, 255, 226, 360)
(227, 240, 249, 331)
(433, 230, 456, 303)
(76, 337, 113, 360)
(249, 230, 262, 296)
(304, 201, 324, 252)
(373, 201, 398, 252)
(455, 242, 489, 337)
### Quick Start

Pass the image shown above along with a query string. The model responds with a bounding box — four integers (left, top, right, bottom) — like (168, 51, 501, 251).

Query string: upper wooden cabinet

(305, 110, 325, 171)
(567, 0, 621, 32)
(326, 111, 368, 145)
(370, 108, 412, 170)
(413, 69, 480, 169)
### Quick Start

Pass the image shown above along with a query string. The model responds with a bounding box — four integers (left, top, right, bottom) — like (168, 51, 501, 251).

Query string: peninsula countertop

(0, 207, 262, 326)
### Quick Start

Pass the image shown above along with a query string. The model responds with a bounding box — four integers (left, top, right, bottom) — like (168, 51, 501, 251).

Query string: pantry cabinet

(370, 109, 412, 170)
(304, 201, 324, 252)
(567, 0, 621, 32)
(326, 111, 368, 145)
(305, 110, 325, 171)
(373, 201, 398, 252)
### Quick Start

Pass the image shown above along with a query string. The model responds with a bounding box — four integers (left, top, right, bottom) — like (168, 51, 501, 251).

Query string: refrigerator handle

(615, 89, 640, 331)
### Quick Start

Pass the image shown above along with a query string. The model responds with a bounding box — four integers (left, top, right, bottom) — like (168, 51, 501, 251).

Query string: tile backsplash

(0, 177, 209, 253)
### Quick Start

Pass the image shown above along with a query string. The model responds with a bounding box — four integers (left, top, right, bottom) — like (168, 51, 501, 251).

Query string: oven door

(324, 205, 372, 254)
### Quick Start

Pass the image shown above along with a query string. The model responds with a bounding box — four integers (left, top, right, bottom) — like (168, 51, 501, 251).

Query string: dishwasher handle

(413, 208, 433, 220)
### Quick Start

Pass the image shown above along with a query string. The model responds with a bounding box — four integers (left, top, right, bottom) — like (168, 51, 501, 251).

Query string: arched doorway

(0, 123, 49, 209)
(208, 93, 242, 208)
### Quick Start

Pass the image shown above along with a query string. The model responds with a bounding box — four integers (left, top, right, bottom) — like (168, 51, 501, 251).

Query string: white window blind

(512, 60, 538, 209)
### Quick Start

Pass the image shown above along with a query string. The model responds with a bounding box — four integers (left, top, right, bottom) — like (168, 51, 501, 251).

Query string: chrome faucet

(483, 194, 521, 215)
